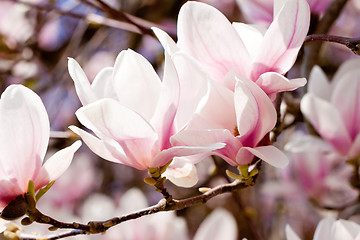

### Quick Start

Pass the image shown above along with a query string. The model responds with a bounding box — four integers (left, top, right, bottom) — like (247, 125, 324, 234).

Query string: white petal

(150, 51, 179, 150)
(238, 146, 289, 168)
(91, 67, 117, 99)
(177, 1, 251, 81)
(152, 27, 179, 55)
(68, 58, 98, 105)
(194, 208, 237, 240)
(76, 98, 157, 141)
(0, 85, 49, 192)
(252, 0, 310, 79)
(163, 158, 198, 188)
(34, 141, 81, 190)
(308, 65, 331, 101)
(112, 49, 161, 121)
(285, 225, 301, 240)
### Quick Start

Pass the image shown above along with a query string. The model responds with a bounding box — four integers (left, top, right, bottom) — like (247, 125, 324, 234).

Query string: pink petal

(251, 0, 310, 80)
(177, 1, 251, 81)
(150, 143, 225, 168)
(163, 158, 198, 187)
(0, 180, 23, 209)
(332, 59, 360, 88)
(0, 85, 49, 193)
(68, 58, 98, 105)
(255, 72, 306, 101)
(331, 71, 360, 140)
(232, 23, 265, 61)
(171, 129, 239, 166)
(349, 134, 360, 158)
(150, 51, 179, 150)
(237, 146, 289, 168)
(112, 49, 161, 121)
(186, 79, 236, 131)
(69, 126, 131, 166)
(34, 141, 81, 190)
(235, 75, 277, 147)
(301, 94, 352, 155)
(75, 98, 157, 141)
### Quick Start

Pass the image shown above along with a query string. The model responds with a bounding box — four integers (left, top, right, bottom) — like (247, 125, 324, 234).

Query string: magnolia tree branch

(304, 34, 360, 54)
(6, 177, 257, 240)
(7, 0, 176, 37)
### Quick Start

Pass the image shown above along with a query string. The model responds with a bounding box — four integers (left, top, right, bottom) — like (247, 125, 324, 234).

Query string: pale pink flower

(238, 0, 333, 26)
(284, 130, 357, 207)
(301, 59, 360, 158)
(153, 0, 308, 100)
(194, 208, 238, 240)
(0, 85, 81, 210)
(172, 73, 288, 168)
(286, 217, 360, 240)
(68, 49, 223, 171)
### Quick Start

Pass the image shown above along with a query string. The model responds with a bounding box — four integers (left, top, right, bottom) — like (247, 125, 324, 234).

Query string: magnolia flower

(283, 130, 357, 207)
(301, 59, 360, 158)
(194, 208, 238, 240)
(69, 49, 223, 171)
(0, 85, 81, 212)
(172, 73, 288, 168)
(153, 0, 308, 100)
(237, 0, 333, 26)
(286, 217, 360, 240)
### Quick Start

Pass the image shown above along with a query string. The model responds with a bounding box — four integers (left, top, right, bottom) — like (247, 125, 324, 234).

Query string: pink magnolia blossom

(0, 85, 81, 210)
(283, 130, 357, 207)
(238, 0, 333, 26)
(172, 73, 288, 168)
(153, 0, 309, 100)
(301, 59, 360, 158)
(286, 217, 360, 240)
(68, 49, 223, 171)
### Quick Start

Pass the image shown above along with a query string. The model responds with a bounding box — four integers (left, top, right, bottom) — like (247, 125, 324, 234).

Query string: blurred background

(1, 0, 360, 239)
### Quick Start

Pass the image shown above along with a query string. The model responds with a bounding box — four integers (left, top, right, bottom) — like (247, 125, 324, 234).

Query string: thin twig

(9, 178, 256, 240)
(304, 34, 360, 54)
(7, 0, 176, 37)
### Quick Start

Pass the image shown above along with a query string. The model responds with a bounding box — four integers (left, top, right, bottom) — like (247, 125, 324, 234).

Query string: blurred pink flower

(154, 0, 308, 101)
(0, 85, 81, 210)
(194, 208, 238, 240)
(287, 217, 360, 240)
(284, 130, 357, 207)
(69, 49, 223, 171)
(301, 59, 360, 158)
(238, 0, 333, 26)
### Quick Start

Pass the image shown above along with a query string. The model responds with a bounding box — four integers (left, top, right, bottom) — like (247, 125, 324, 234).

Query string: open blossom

(301, 59, 360, 158)
(237, 0, 333, 26)
(68, 49, 223, 171)
(153, 0, 309, 100)
(172, 73, 288, 168)
(286, 217, 360, 240)
(0, 85, 81, 210)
